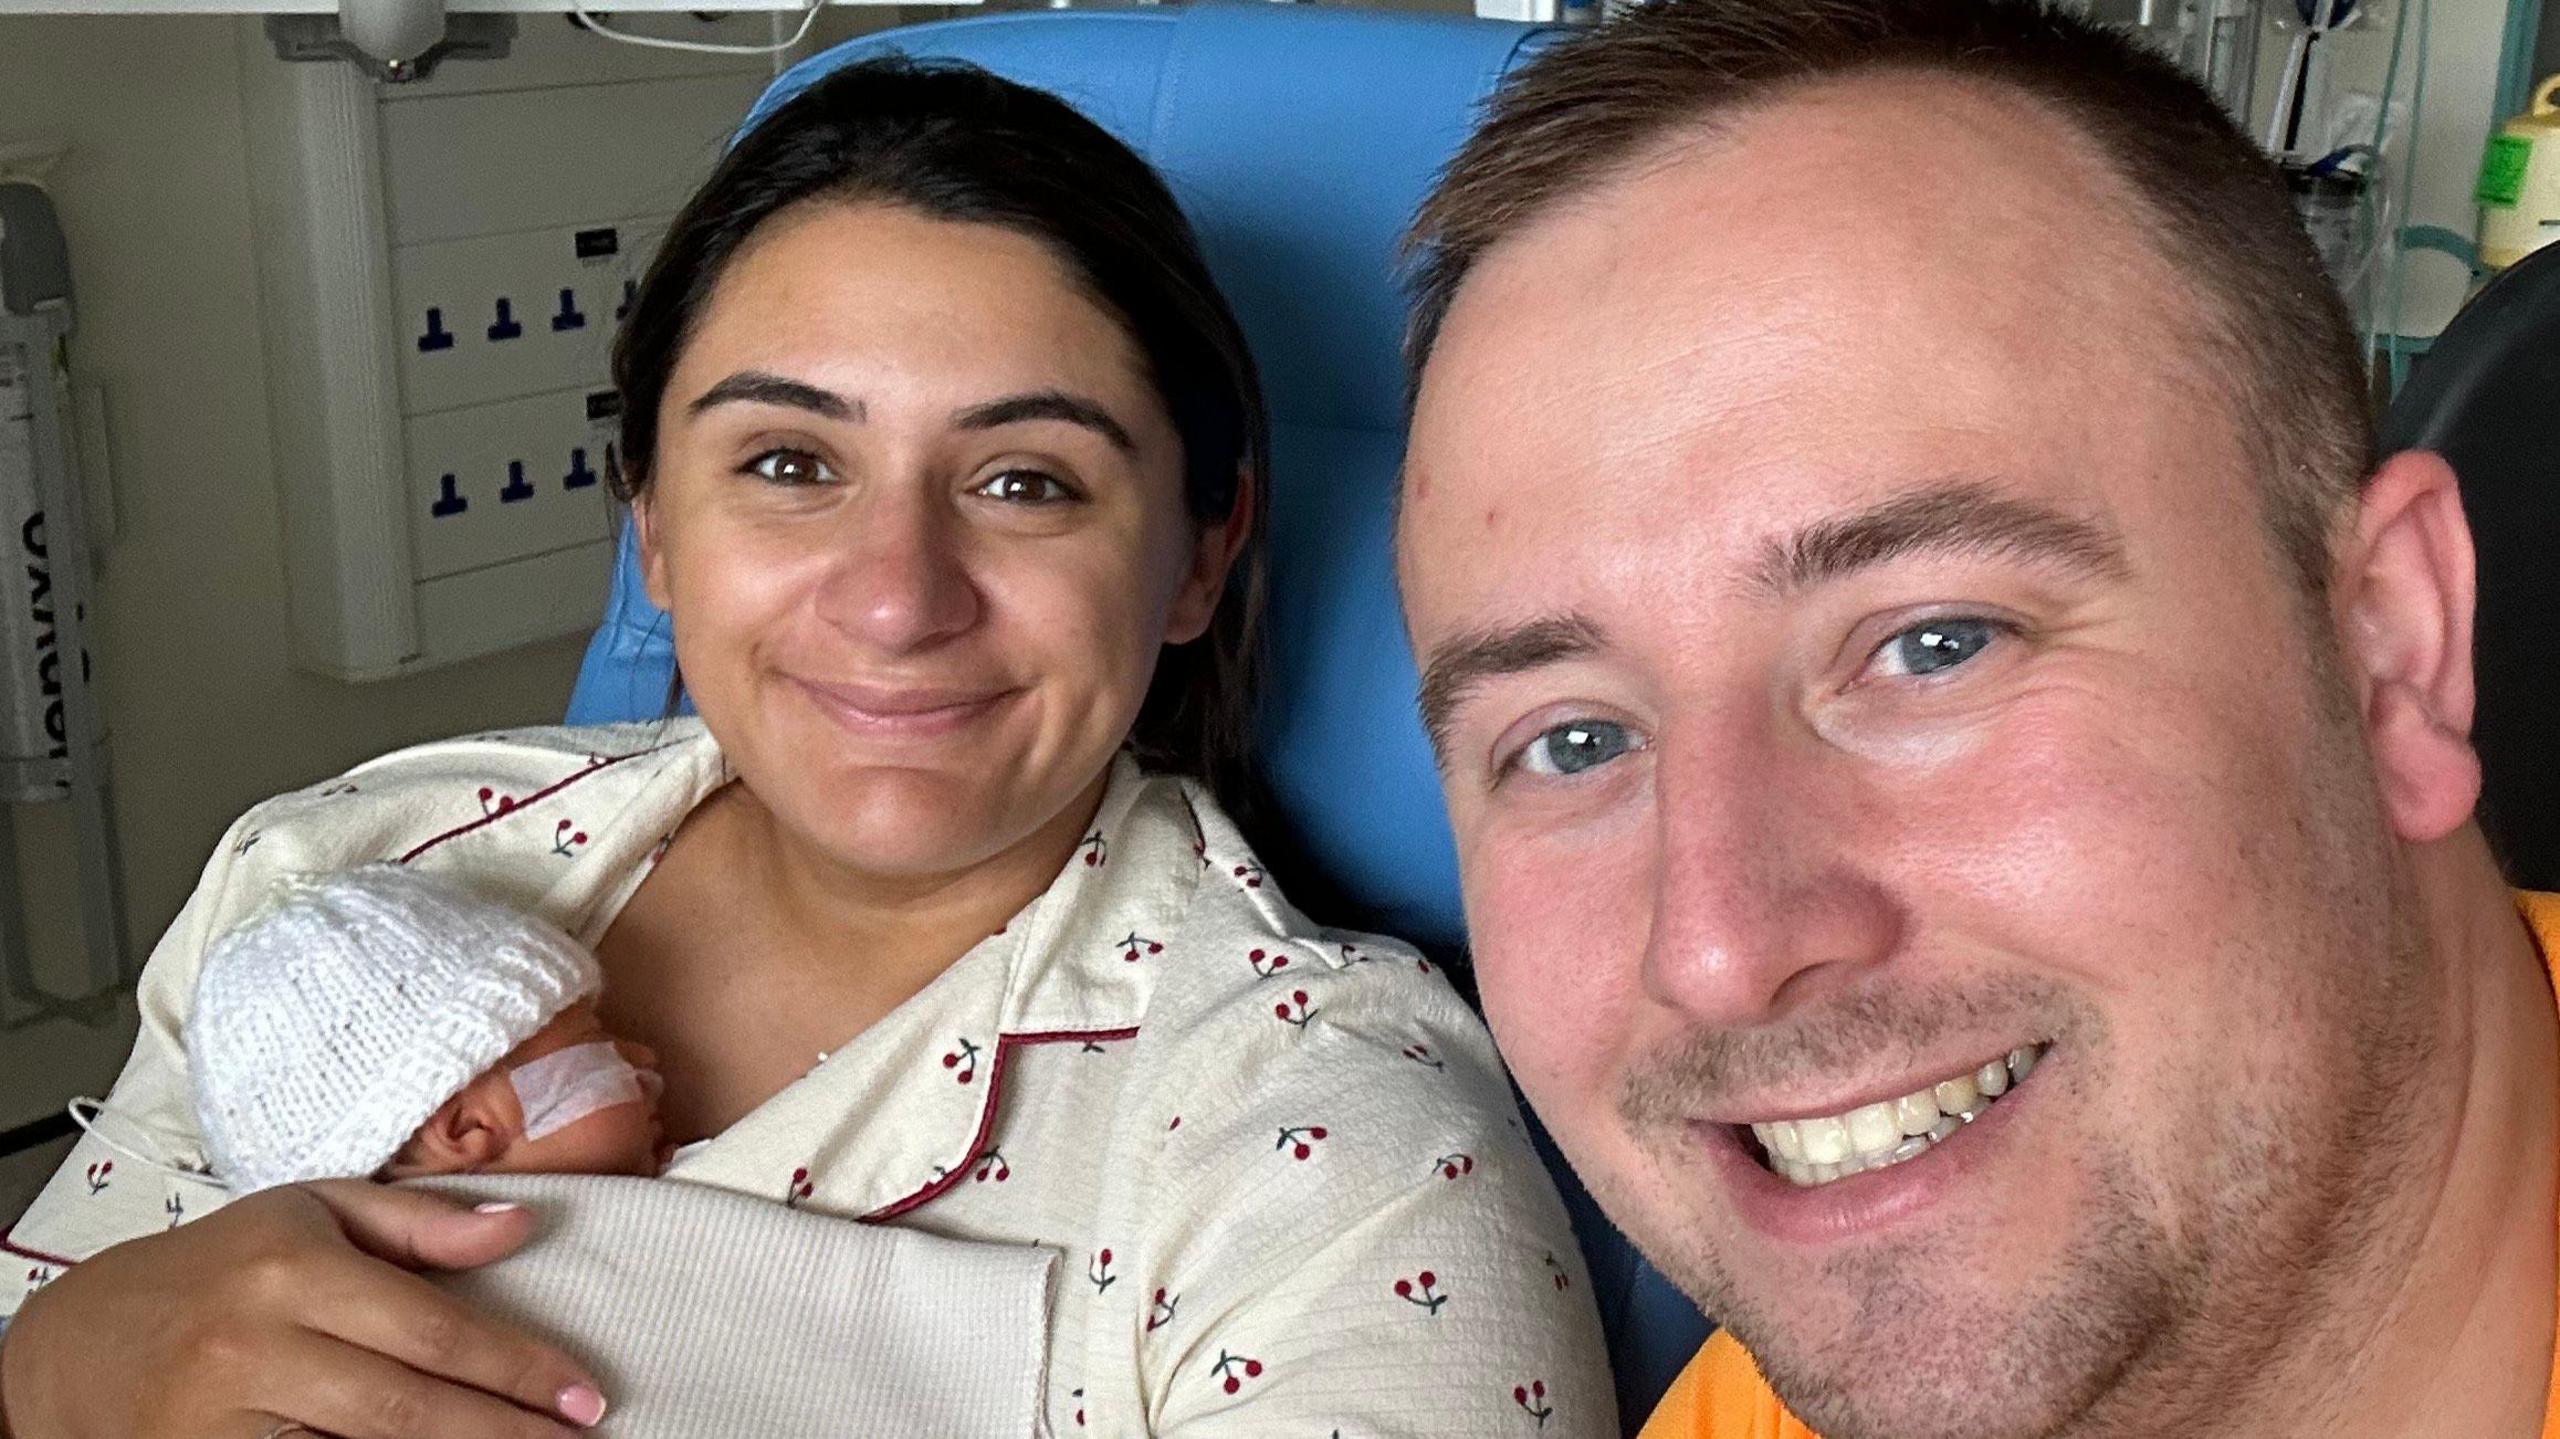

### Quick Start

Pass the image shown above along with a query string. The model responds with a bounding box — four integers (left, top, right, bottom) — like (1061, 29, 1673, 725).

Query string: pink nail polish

(557, 1383, 608, 1426)
(473, 1201, 523, 1215)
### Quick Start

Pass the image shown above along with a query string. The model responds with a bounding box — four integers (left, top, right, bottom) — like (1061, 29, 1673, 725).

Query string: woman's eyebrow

(953, 390, 1136, 454)
(688, 371, 863, 421)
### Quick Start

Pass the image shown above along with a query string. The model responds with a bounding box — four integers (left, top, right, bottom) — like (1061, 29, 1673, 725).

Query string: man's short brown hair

(1406, 0, 2376, 598)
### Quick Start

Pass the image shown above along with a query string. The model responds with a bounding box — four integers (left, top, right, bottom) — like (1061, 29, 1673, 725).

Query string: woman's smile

(791, 675, 1022, 741)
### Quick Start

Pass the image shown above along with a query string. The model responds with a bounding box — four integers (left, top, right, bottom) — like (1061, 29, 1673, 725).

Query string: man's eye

(744, 448, 834, 487)
(976, 470, 1076, 504)
(1870, 617, 2005, 679)
(1514, 720, 1643, 779)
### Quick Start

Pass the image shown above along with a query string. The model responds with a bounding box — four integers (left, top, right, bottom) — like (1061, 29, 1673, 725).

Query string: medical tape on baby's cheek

(509, 1041, 648, 1141)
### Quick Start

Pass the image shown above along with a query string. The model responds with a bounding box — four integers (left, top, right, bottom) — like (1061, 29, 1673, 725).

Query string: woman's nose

(815, 497, 982, 651)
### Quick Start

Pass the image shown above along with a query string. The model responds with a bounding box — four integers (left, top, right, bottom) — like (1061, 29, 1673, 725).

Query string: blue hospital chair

(562, 6, 1711, 1426)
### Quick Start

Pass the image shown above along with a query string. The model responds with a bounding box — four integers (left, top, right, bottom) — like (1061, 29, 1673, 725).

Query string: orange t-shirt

(1640, 891, 2560, 1439)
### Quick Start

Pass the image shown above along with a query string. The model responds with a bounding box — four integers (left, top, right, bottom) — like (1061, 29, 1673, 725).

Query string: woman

(0, 58, 1612, 1438)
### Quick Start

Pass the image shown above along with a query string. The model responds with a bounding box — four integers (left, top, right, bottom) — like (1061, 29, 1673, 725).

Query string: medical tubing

(2380, 0, 2432, 384)
(2358, 0, 2416, 367)
(62, 1097, 227, 1189)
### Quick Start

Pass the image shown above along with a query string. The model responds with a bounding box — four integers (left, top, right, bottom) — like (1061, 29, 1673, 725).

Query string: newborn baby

(186, 864, 665, 1194)
(164, 866, 1057, 1439)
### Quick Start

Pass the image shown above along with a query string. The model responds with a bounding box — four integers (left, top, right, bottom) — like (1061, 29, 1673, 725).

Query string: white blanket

(409, 1175, 1056, 1438)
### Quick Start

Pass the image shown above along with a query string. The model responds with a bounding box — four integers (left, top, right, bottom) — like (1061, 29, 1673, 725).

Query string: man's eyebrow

(1753, 481, 2131, 594)
(953, 390, 1136, 454)
(687, 371, 862, 422)
(1415, 614, 1606, 763)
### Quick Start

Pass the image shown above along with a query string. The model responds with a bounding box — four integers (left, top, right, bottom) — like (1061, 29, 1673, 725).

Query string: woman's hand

(0, 1181, 606, 1439)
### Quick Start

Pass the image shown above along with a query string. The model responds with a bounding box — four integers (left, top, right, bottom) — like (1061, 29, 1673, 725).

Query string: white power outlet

(396, 221, 663, 416)
(407, 386, 618, 582)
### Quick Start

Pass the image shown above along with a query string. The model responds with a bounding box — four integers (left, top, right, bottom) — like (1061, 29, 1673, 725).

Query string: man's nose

(814, 489, 982, 651)
(1640, 721, 1903, 1028)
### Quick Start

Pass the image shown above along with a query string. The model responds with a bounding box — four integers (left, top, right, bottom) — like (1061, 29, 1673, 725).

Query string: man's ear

(2338, 448, 2480, 844)
(380, 1073, 518, 1179)
(1164, 468, 1254, 646)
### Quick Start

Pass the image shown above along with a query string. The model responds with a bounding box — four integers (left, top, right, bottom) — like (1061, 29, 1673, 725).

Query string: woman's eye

(1869, 617, 2005, 679)
(1513, 719, 1643, 779)
(975, 469, 1075, 504)
(745, 448, 834, 487)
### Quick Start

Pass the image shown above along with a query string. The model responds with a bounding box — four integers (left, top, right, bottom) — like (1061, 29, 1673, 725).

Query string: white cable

(66, 1097, 228, 1188)
(568, 1, 827, 57)
(2266, 28, 2313, 152)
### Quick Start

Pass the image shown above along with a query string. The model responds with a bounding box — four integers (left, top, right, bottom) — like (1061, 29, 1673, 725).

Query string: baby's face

(491, 1001, 668, 1177)
(394, 1000, 667, 1180)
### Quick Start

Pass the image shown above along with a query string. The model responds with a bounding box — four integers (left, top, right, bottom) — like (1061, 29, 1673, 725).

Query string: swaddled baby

(174, 866, 1058, 1439)
(186, 864, 666, 1194)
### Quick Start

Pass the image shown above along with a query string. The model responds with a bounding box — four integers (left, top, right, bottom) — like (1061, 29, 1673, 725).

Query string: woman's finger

(260, 1328, 587, 1439)
(294, 1238, 608, 1429)
(231, 1412, 330, 1439)
(298, 1180, 543, 1273)
(0, 1183, 597, 1439)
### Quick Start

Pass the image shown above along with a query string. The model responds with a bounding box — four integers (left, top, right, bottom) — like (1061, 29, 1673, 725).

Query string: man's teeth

(1749, 1044, 2046, 1188)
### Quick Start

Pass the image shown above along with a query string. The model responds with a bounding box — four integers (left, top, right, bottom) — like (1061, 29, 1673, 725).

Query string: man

(1393, 2, 2560, 1436)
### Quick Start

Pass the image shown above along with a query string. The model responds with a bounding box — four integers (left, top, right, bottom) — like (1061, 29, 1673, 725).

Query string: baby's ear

(381, 1072, 519, 1178)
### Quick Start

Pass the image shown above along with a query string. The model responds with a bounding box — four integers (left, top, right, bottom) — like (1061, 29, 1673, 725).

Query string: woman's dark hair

(613, 58, 1271, 814)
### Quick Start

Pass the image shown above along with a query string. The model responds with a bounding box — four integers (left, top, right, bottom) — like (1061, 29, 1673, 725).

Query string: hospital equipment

(0, 181, 129, 1031)
(320, 0, 831, 72)
(2477, 76, 2560, 269)
(2269, 0, 2364, 158)
(2082, 0, 2267, 125)
(338, 0, 449, 68)
(563, 8, 1714, 1428)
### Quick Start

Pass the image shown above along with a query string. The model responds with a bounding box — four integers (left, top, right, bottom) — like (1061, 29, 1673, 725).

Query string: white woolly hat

(187, 863, 601, 1194)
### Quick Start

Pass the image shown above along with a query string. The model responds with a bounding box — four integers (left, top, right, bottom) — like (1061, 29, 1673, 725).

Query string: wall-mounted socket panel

(407, 386, 620, 581)
(394, 221, 663, 415)
(237, 16, 774, 681)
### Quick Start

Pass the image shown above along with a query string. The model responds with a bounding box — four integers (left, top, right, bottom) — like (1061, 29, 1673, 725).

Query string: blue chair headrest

(569, 4, 1558, 953)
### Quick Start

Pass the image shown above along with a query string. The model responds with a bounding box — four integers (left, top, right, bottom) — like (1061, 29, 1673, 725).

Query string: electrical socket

(394, 219, 664, 416)
(407, 387, 619, 582)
